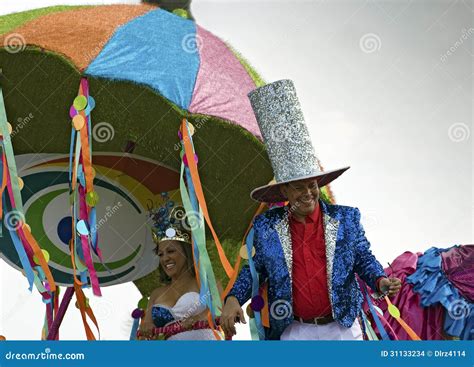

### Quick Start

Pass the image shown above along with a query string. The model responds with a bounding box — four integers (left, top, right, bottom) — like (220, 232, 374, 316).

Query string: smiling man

(221, 79, 401, 340)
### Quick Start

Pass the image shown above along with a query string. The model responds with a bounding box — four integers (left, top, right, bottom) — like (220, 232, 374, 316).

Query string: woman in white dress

(138, 207, 220, 340)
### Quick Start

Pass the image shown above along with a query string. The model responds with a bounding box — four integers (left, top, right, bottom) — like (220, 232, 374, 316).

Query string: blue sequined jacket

(228, 200, 386, 340)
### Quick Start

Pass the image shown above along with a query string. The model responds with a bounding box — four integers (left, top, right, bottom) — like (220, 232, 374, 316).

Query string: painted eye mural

(0, 153, 181, 286)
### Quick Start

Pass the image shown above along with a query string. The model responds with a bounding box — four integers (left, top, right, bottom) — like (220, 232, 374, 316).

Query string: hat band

(275, 166, 323, 183)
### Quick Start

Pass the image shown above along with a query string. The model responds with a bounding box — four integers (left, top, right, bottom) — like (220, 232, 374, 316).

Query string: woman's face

(157, 241, 189, 279)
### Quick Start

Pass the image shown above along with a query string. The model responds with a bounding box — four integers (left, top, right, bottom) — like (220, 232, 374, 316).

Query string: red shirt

(290, 203, 332, 318)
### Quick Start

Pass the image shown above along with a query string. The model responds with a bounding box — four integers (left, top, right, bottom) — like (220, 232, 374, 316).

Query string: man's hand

(379, 277, 402, 297)
(221, 296, 246, 337)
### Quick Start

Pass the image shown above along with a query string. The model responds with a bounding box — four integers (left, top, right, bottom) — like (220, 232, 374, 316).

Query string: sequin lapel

(274, 207, 292, 281)
(323, 212, 339, 315)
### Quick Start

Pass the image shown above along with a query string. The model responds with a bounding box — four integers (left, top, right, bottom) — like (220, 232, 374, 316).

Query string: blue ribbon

(363, 286, 390, 340)
(80, 271, 88, 287)
(129, 318, 139, 340)
(360, 310, 378, 340)
(246, 228, 265, 339)
(180, 122, 221, 321)
(89, 207, 97, 252)
(183, 164, 209, 307)
(68, 129, 76, 187)
(5, 198, 35, 291)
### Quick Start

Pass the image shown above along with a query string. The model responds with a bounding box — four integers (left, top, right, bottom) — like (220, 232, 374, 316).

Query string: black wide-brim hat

(250, 167, 350, 203)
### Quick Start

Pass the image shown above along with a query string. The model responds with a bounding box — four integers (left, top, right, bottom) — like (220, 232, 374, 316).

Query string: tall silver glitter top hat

(248, 79, 350, 203)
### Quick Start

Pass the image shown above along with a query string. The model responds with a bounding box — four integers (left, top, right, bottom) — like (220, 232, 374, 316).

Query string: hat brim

(250, 166, 350, 203)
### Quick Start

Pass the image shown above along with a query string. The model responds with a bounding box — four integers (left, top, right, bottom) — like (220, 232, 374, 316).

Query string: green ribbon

(249, 318, 260, 340)
(180, 160, 222, 317)
(72, 187, 87, 273)
(33, 272, 47, 293)
(0, 87, 23, 213)
(362, 313, 379, 340)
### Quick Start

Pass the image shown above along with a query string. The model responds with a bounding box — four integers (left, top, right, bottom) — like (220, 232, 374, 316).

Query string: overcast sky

(1, 0, 472, 340)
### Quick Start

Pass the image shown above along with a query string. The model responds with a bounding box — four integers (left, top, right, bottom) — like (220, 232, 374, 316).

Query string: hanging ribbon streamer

(180, 165, 209, 303)
(248, 318, 260, 340)
(0, 109, 22, 213)
(1, 84, 63, 342)
(179, 120, 229, 339)
(384, 295, 421, 340)
(372, 303, 399, 340)
(70, 239, 96, 341)
(66, 78, 102, 340)
(222, 202, 266, 301)
(180, 119, 234, 278)
(3, 202, 35, 290)
(47, 287, 74, 341)
(184, 165, 221, 340)
(176, 128, 268, 335)
(130, 318, 140, 340)
(245, 228, 265, 340)
(360, 312, 379, 340)
(21, 226, 56, 291)
(78, 184, 100, 295)
(73, 280, 100, 340)
(42, 286, 59, 340)
(53, 287, 59, 340)
(0, 149, 7, 236)
(363, 286, 390, 340)
(180, 147, 221, 325)
(0, 86, 57, 298)
(68, 78, 102, 297)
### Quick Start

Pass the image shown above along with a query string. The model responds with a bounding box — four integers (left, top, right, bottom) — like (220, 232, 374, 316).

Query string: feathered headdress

(147, 192, 191, 245)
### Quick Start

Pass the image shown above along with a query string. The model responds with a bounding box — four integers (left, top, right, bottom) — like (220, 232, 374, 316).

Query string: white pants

(280, 318, 363, 340)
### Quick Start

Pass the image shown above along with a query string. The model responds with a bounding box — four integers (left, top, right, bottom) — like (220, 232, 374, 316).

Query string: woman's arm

(139, 288, 161, 335)
(180, 280, 224, 329)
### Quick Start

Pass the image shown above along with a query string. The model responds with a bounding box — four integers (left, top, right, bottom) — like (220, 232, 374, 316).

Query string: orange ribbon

(207, 311, 222, 340)
(0, 152, 7, 219)
(180, 119, 234, 278)
(73, 281, 99, 340)
(222, 202, 266, 300)
(77, 82, 94, 194)
(260, 282, 270, 328)
(20, 226, 57, 292)
(385, 296, 421, 340)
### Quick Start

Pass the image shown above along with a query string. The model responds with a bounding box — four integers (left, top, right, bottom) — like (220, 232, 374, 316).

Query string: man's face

(280, 178, 320, 217)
